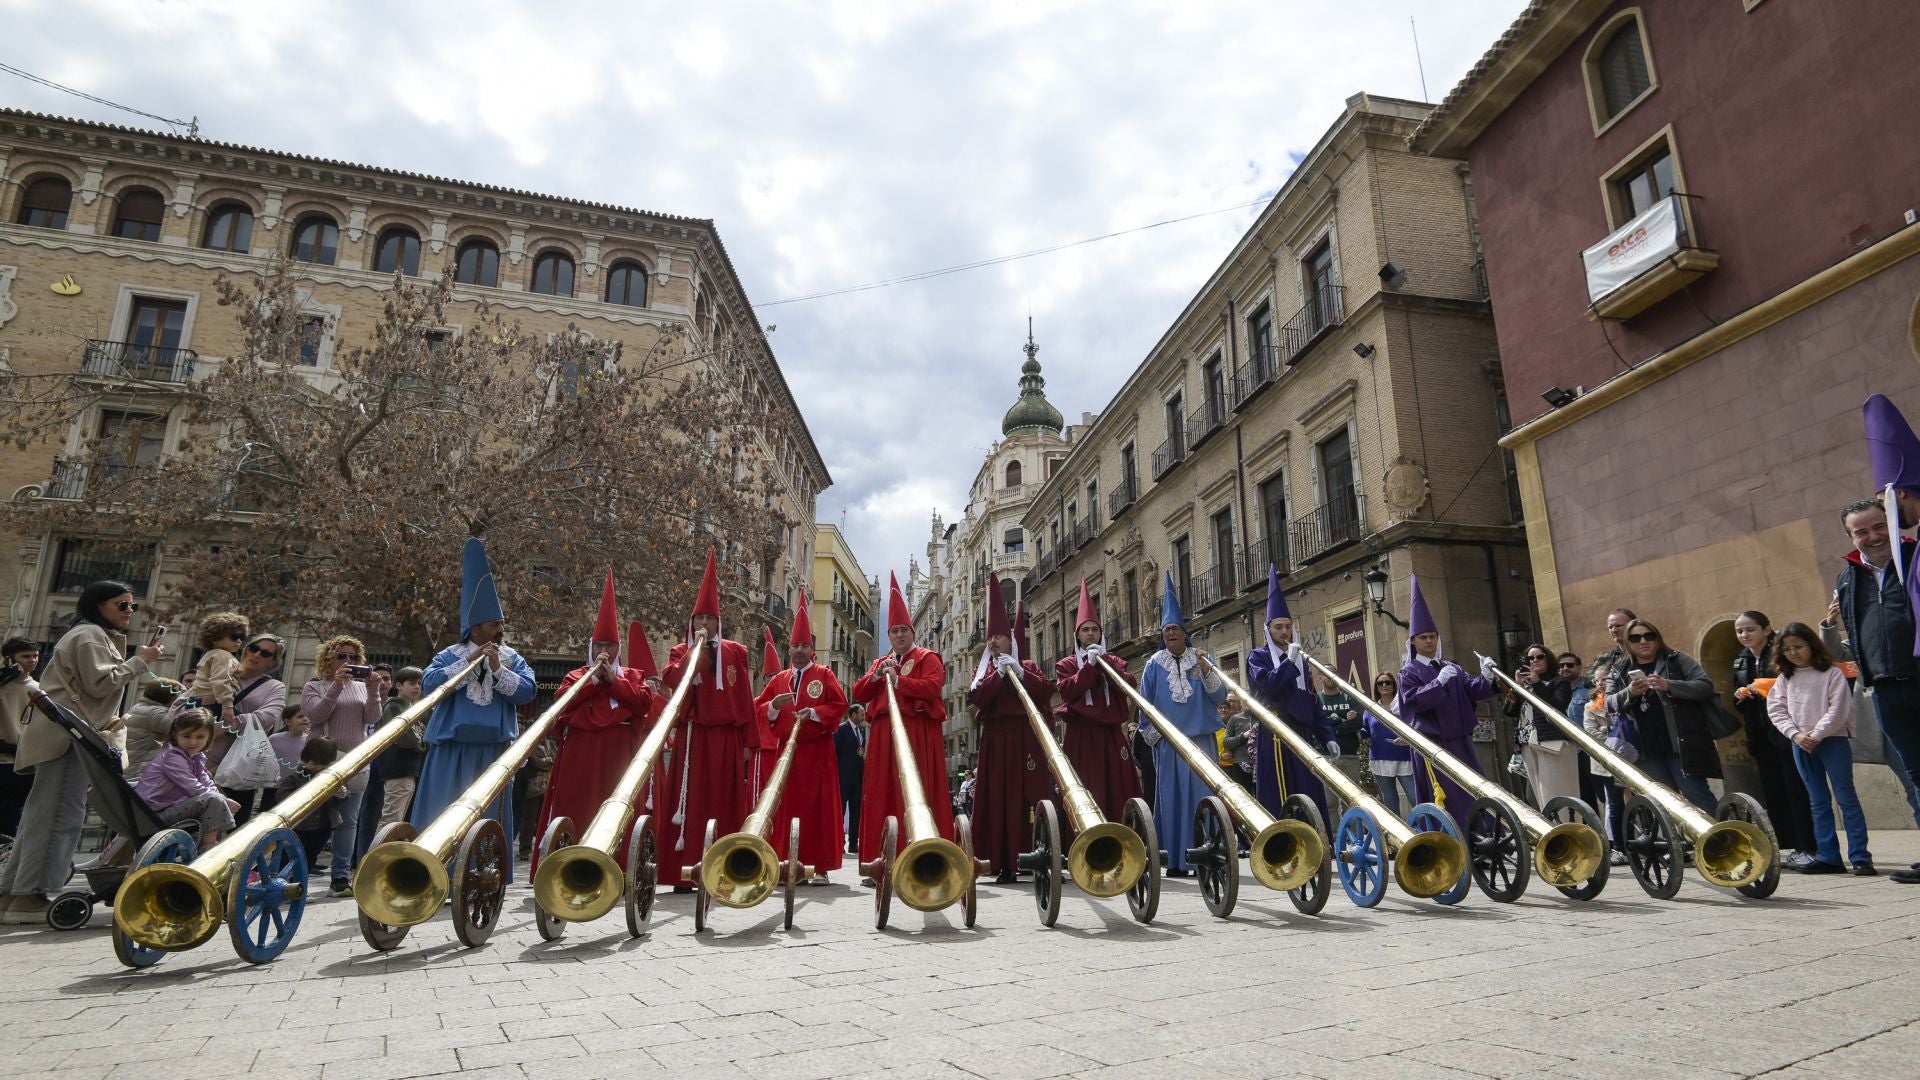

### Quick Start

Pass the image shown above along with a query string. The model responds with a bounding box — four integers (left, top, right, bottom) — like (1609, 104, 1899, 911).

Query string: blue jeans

(1636, 751, 1716, 815)
(1371, 771, 1418, 817)
(1870, 695, 1920, 828)
(1794, 737, 1871, 867)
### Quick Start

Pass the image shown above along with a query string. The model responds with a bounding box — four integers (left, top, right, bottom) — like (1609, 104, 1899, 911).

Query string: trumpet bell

(1245, 818, 1327, 893)
(532, 845, 624, 923)
(894, 836, 972, 912)
(1533, 820, 1608, 888)
(353, 840, 452, 927)
(113, 863, 224, 951)
(1391, 829, 1468, 899)
(1694, 818, 1769, 889)
(1066, 821, 1150, 898)
(702, 832, 780, 909)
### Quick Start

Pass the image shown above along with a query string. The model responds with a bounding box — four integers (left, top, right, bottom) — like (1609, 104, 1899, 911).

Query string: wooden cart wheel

(1335, 806, 1388, 908)
(1189, 795, 1239, 919)
(1465, 796, 1531, 903)
(1543, 796, 1610, 902)
(873, 817, 899, 930)
(956, 814, 979, 928)
(534, 817, 575, 942)
(692, 820, 716, 933)
(1121, 797, 1160, 925)
(226, 827, 307, 964)
(1407, 802, 1470, 906)
(625, 814, 656, 938)
(1716, 792, 1780, 900)
(783, 818, 801, 931)
(452, 818, 508, 948)
(1023, 800, 1064, 928)
(1281, 794, 1333, 916)
(115, 829, 197, 968)
(358, 822, 416, 951)
(1625, 793, 1684, 900)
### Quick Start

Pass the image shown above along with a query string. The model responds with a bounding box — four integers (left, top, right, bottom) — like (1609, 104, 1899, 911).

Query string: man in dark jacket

(834, 705, 867, 854)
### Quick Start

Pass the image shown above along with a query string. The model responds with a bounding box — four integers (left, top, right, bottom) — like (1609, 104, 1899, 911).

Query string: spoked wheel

(956, 814, 979, 929)
(226, 827, 307, 964)
(1407, 802, 1470, 906)
(869, 817, 898, 930)
(1189, 796, 1239, 919)
(358, 822, 416, 951)
(692, 821, 716, 933)
(1543, 796, 1609, 902)
(1465, 796, 1531, 903)
(1716, 792, 1780, 900)
(625, 814, 656, 938)
(1335, 807, 1388, 908)
(1625, 793, 1684, 900)
(115, 828, 196, 968)
(1021, 800, 1065, 928)
(1121, 797, 1160, 924)
(783, 818, 801, 931)
(1282, 794, 1333, 916)
(535, 817, 575, 942)
(452, 818, 508, 948)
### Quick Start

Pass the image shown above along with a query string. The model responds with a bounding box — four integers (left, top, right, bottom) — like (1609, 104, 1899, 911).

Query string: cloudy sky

(4, 0, 1525, 585)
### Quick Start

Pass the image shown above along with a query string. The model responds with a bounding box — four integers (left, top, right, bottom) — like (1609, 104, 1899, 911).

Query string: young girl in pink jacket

(1766, 623, 1872, 876)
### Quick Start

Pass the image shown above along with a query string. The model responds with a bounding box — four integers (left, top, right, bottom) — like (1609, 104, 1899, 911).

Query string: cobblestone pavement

(3, 833, 1918, 1080)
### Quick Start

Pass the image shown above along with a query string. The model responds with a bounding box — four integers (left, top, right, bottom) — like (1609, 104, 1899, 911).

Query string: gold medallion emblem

(902, 660, 915, 675)
(727, 665, 739, 682)
(806, 679, 824, 698)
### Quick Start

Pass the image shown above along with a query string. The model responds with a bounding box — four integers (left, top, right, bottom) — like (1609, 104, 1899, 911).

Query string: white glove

(994, 655, 1020, 674)
(1479, 655, 1500, 679)
(1083, 643, 1105, 657)
(1286, 641, 1303, 665)
(1324, 739, 1341, 758)
(1435, 664, 1458, 686)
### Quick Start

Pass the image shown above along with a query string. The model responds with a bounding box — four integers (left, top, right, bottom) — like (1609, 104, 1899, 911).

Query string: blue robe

(1140, 651, 1228, 872)
(1246, 646, 1336, 824)
(1397, 656, 1496, 830)
(410, 642, 539, 877)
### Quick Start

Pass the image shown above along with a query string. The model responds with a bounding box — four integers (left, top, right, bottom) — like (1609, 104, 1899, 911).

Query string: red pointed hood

(790, 587, 813, 647)
(984, 572, 1011, 641)
(692, 549, 721, 618)
(593, 569, 620, 644)
(886, 572, 912, 636)
(763, 627, 782, 678)
(1075, 577, 1098, 632)
(626, 619, 657, 678)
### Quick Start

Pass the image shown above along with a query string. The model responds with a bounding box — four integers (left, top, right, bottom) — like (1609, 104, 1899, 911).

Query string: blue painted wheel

(226, 827, 307, 965)
(1335, 807, 1388, 908)
(1407, 803, 1470, 906)
(114, 829, 197, 968)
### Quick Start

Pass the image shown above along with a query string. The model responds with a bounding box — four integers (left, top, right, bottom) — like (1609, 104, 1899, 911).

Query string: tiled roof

(1406, 1, 1553, 150)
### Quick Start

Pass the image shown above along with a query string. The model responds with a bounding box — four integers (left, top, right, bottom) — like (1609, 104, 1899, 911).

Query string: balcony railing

(1107, 476, 1138, 520)
(1281, 284, 1345, 366)
(1287, 491, 1365, 564)
(763, 594, 790, 625)
(1244, 534, 1291, 584)
(1074, 512, 1098, 549)
(1232, 348, 1281, 410)
(1192, 551, 1243, 612)
(1187, 395, 1229, 450)
(1583, 193, 1718, 321)
(82, 339, 197, 383)
(39, 458, 166, 501)
(1150, 426, 1187, 481)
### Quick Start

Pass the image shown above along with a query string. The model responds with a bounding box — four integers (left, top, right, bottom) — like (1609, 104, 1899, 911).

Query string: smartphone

(147, 625, 168, 647)
(346, 664, 373, 679)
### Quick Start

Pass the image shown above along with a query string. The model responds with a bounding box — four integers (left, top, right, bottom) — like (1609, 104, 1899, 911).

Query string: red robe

(968, 659, 1055, 874)
(660, 638, 754, 885)
(755, 663, 848, 875)
(1054, 650, 1144, 820)
(745, 678, 780, 802)
(532, 664, 653, 876)
(850, 647, 954, 866)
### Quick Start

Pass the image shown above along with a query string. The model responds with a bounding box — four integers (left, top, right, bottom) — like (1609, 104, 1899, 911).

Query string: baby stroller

(0, 667, 199, 931)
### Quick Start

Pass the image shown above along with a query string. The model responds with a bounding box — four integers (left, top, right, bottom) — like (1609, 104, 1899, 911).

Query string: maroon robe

(1054, 650, 1143, 821)
(532, 664, 653, 875)
(968, 658, 1054, 875)
(660, 638, 754, 885)
(850, 647, 953, 866)
(755, 662, 848, 875)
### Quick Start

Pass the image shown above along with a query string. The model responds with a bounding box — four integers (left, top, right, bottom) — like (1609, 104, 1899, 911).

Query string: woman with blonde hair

(300, 634, 389, 897)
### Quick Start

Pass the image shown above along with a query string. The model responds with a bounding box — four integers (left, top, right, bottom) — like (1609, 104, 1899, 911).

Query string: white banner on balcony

(1582, 196, 1683, 303)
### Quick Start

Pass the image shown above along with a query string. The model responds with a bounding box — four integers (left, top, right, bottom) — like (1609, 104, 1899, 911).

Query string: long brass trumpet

(354, 660, 601, 945)
(1477, 654, 1771, 896)
(997, 661, 1154, 925)
(689, 703, 813, 931)
(114, 654, 487, 963)
(863, 674, 981, 929)
(1204, 657, 1467, 907)
(1304, 652, 1605, 902)
(532, 631, 706, 929)
(1093, 655, 1324, 918)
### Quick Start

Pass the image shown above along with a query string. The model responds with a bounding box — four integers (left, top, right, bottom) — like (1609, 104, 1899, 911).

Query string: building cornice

(1408, 0, 1614, 159)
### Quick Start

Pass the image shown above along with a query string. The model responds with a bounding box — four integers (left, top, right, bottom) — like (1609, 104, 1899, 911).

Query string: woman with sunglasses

(1365, 673, 1417, 815)
(1, 581, 164, 925)
(1502, 644, 1578, 808)
(301, 635, 388, 897)
(208, 634, 289, 826)
(1604, 619, 1721, 812)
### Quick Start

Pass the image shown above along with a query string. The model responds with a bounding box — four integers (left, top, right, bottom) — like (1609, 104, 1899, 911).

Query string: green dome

(1002, 335, 1064, 437)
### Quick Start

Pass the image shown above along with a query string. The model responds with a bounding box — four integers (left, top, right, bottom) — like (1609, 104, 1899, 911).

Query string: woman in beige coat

(0, 581, 163, 925)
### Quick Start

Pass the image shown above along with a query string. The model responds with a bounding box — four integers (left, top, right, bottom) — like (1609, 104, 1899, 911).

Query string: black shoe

(993, 871, 1016, 885)
(671, 885, 693, 894)
(1166, 868, 1190, 878)
(1794, 860, 1844, 875)
(1852, 863, 1878, 876)
(1890, 867, 1920, 884)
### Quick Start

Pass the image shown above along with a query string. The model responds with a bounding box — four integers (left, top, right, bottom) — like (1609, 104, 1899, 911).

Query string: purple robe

(1397, 656, 1496, 830)
(1246, 647, 1336, 824)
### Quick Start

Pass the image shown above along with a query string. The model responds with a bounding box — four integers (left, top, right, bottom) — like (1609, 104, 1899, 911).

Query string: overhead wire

(0, 61, 198, 136)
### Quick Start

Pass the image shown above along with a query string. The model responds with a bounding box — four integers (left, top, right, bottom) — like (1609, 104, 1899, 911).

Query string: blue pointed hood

(1160, 572, 1184, 633)
(459, 536, 504, 639)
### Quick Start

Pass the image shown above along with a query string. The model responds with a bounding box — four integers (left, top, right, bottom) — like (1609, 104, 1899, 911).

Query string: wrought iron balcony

(1150, 426, 1187, 481)
(1244, 534, 1291, 585)
(1075, 512, 1098, 549)
(1186, 395, 1229, 450)
(82, 339, 197, 383)
(1107, 476, 1138, 520)
(1583, 193, 1717, 321)
(1232, 346, 1282, 410)
(1287, 491, 1365, 564)
(1105, 614, 1132, 646)
(1192, 551, 1242, 612)
(1281, 284, 1345, 366)
(39, 458, 165, 501)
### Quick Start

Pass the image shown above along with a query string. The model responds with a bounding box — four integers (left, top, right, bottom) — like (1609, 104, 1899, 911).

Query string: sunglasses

(247, 643, 279, 660)
(115, 601, 140, 613)
(1558, 660, 1580, 669)
(335, 652, 362, 661)
(1627, 632, 1659, 643)
(1525, 654, 1551, 663)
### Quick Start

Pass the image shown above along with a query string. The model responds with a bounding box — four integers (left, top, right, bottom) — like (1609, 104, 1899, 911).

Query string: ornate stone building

(810, 522, 875, 688)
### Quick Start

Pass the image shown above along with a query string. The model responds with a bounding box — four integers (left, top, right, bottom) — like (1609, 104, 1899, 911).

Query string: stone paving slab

(3, 834, 1918, 1079)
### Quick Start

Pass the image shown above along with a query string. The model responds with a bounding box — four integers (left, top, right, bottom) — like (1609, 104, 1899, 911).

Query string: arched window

(530, 250, 575, 296)
(605, 260, 649, 307)
(1005, 460, 1023, 488)
(373, 226, 421, 276)
(202, 202, 254, 252)
(111, 188, 166, 241)
(15, 176, 72, 229)
(454, 238, 500, 287)
(290, 214, 339, 265)
(1585, 13, 1656, 129)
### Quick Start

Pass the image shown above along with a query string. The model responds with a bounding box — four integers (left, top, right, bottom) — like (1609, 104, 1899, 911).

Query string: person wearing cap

(967, 573, 1055, 885)
(532, 571, 654, 876)
(1139, 573, 1228, 878)
(1054, 578, 1142, 820)
(1246, 567, 1340, 825)
(1395, 574, 1499, 830)
(850, 573, 954, 881)
(411, 538, 539, 882)
(755, 589, 848, 885)
(660, 551, 756, 891)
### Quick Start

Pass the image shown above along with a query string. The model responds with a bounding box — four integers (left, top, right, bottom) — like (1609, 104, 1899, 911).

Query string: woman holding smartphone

(1603, 619, 1721, 812)
(301, 635, 388, 897)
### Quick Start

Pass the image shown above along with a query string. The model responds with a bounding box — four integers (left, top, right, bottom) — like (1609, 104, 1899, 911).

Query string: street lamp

(1362, 567, 1409, 629)
(1499, 614, 1532, 668)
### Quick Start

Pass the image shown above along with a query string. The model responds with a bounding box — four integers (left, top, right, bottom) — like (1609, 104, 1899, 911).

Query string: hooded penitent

(1405, 573, 1439, 663)
(458, 536, 504, 640)
(972, 571, 1014, 688)
(1864, 393, 1920, 584)
(886, 572, 912, 640)
(687, 549, 726, 688)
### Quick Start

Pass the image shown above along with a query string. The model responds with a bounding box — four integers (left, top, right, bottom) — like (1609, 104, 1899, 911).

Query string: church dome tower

(1001, 321, 1065, 437)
